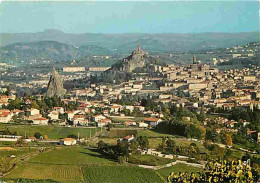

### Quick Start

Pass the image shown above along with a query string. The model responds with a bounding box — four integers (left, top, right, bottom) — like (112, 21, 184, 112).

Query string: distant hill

(0, 29, 259, 54)
(0, 41, 113, 62)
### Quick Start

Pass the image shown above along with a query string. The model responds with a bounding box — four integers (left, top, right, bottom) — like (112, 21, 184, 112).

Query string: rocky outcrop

(46, 68, 66, 97)
(112, 44, 149, 72)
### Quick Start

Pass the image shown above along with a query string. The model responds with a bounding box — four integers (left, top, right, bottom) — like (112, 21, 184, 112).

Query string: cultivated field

(4, 146, 166, 183)
(6, 163, 84, 182)
(29, 147, 116, 165)
(83, 165, 165, 183)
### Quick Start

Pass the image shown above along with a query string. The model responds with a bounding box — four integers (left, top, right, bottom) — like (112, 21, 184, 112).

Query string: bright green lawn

(0, 124, 99, 139)
(156, 163, 203, 180)
(29, 147, 115, 165)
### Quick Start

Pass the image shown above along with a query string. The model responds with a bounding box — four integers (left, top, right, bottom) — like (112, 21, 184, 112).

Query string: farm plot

(83, 165, 165, 183)
(6, 163, 84, 182)
(29, 147, 115, 165)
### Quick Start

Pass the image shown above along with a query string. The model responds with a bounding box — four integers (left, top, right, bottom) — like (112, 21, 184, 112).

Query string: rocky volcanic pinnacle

(118, 43, 149, 72)
(46, 68, 66, 97)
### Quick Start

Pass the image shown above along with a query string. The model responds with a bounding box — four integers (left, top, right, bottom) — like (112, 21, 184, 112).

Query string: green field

(29, 147, 116, 165)
(5, 146, 166, 183)
(137, 130, 174, 137)
(83, 166, 165, 183)
(0, 147, 37, 158)
(156, 163, 203, 180)
(0, 124, 99, 139)
(6, 163, 84, 182)
(128, 154, 174, 166)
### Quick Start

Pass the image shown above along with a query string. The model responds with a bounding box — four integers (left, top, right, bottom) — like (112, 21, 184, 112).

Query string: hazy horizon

(0, 1, 258, 34)
(1, 28, 260, 34)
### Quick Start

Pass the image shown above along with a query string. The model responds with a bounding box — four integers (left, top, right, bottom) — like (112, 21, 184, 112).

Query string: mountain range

(0, 29, 259, 62)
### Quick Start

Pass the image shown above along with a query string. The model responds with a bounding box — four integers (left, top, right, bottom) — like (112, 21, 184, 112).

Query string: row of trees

(97, 136, 149, 162)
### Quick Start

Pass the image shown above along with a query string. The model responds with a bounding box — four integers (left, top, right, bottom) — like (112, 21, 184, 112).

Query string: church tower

(138, 43, 141, 51)
(193, 54, 197, 64)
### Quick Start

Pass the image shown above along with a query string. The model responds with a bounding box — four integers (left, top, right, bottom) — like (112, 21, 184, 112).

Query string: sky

(0, 1, 259, 33)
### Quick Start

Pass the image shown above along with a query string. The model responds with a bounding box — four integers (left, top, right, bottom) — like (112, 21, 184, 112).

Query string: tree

(67, 134, 78, 139)
(206, 128, 220, 143)
(31, 101, 40, 110)
(157, 137, 166, 152)
(107, 123, 113, 131)
(117, 141, 129, 156)
(166, 138, 176, 154)
(15, 137, 26, 147)
(34, 132, 42, 139)
(137, 136, 149, 150)
(43, 135, 48, 140)
(225, 133, 232, 146)
(185, 124, 202, 139)
(129, 140, 139, 155)
(7, 97, 22, 110)
(198, 107, 206, 122)
(97, 140, 107, 151)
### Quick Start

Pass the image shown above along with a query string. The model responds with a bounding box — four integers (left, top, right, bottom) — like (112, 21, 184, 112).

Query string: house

(97, 118, 112, 127)
(0, 95, 9, 107)
(67, 111, 75, 120)
(134, 106, 145, 111)
(48, 111, 59, 120)
(125, 105, 135, 113)
(32, 117, 49, 125)
(73, 114, 89, 126)
(59, 138, 77, 146)
(110, 105, 122, 113)
(118, 135, 135, 143)
(124, 121, 137, 126)
(53, 107, 65, 114)
(26, 114, 42, 121)
(0, 110, 12, 123)
(92, 115, 106, 122)
(144, 117, 162, 127)
(28, 108, 40, 116)
(12, 109, 23, 115)
(138, 122, 149, 128)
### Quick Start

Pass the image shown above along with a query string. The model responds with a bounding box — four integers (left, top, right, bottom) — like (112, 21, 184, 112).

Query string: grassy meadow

(0, 124, 99, 139)
(156, 163, 203, 180)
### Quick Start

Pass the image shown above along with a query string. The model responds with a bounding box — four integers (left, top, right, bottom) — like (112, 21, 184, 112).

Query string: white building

(28, 108, 40, 116)
(63, 67, 85, 72)
(32, 117, 49, 125)
(59, 138, 77, 145)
